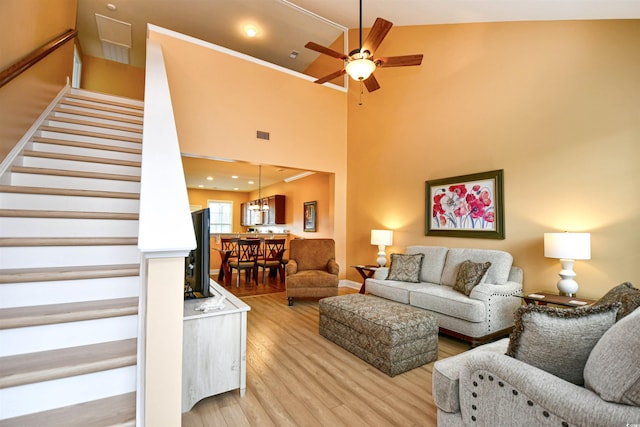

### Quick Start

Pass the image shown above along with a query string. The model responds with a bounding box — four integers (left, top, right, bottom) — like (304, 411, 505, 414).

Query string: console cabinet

(182, 280, 250, 412)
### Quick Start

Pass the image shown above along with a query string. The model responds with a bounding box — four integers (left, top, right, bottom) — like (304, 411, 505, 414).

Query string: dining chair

(218, 237, 238, 284)
(257, 238, 286, 284)
(227, 239, 262, 287)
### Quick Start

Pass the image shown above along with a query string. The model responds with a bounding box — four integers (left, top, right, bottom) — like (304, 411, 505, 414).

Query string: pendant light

(249, 165, 270, 211)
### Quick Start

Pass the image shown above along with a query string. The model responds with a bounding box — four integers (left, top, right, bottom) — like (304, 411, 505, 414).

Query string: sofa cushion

(591, 282, 640, 321)
(453, 260, 491, 296)
(506, 303, 620, 385)
(365, 279, 434, 304)
(584, 307, 640, 405)
(387, 253, 424, 283)
(440, 248, 512, 286)
(406, 246, 449, 284)
(410, 286, 486, 323)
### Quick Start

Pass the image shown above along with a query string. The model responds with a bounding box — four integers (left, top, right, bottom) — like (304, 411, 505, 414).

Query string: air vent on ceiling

(257, 130, 270, 140)
(95, 13, 131, 64)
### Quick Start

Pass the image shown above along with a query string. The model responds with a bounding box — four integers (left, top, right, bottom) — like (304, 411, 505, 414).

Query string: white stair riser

(0, 365, 137, 419)
(50, 111, 143, 131)
(9, 172, 141, 193)
(44, 119, 143, 140)
(0, 276, 140, 309)
(0, 193, 139, 213)
(0, 245, 141, 269)
(30, 141, 141, 162)
(0, 315, 138, 357)
(69, 88, 144, 108)
(0, 217, 139, 238)
(37, 130, 141, 150)
(57, 103, 142, 122)
(62, 98, 143, 114)
(20, 156, 141, 176)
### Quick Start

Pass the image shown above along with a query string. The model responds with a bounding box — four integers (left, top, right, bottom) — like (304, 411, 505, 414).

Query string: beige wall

(148, 27, 349, 273)
(346, 20, 640, 299)
(0, 0, 77, 161)
(80, 54, 145, 100)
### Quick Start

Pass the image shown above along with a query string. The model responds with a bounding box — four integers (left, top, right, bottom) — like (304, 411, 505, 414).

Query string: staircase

(0, 89, 144, 426)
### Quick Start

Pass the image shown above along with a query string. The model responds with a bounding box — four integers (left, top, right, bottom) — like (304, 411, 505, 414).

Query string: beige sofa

(365, 246, 523, 346)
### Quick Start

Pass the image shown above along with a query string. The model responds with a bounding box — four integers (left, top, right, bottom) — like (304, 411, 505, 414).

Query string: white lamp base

(556, 258, 579, 297)
(376, 245, 387, 267)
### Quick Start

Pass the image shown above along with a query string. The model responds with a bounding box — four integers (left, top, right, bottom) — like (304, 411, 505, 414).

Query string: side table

(515, 291, 596, 308)
(352, 265, 378, 294)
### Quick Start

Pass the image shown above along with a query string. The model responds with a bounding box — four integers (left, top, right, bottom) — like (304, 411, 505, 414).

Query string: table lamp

(543, 232, 591, 297)
(371, 229, 393, 267)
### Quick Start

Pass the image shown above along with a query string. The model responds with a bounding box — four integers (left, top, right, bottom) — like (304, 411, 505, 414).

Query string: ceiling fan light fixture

(346, 58, 376, 81)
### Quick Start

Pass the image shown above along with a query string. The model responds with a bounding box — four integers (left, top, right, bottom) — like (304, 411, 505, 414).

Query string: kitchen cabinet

(240, 195, 285, 226)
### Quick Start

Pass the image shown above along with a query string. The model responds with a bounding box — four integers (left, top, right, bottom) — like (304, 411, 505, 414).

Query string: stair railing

(136, 38, 196, 426)
(0, 29, 77, 88)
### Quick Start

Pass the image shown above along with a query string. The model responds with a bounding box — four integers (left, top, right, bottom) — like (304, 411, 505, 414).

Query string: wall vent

(257, 130, 270, 140)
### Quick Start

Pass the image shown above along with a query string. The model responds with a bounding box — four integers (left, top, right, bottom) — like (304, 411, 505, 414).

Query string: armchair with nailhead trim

(432, 328, 640, 426)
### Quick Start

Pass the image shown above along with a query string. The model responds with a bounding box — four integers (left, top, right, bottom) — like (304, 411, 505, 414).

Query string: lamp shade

(544, 232, 591, 260)
(371, 229, 393, 246)
(346, 58, 376, 81)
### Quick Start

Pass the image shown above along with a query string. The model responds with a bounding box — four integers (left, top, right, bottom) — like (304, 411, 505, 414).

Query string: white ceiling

(75, 0, 640, 191)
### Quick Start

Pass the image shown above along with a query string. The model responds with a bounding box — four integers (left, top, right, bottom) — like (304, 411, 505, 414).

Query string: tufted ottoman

(319, 293, 438, 376)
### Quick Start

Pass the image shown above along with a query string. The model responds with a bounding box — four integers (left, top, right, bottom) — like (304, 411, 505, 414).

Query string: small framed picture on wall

(304, 201, 317, 232)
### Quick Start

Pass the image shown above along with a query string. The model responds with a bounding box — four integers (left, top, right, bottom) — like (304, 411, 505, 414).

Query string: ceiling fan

(304, 0, 423, 93)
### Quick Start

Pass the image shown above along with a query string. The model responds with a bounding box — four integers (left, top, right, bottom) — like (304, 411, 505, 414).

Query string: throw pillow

(386, 253, 424, 283)
(591, 282, 640, 321)
(584, 307, 640, 405)
(453, 260, 492, 296)
(505, 303, 620, 385)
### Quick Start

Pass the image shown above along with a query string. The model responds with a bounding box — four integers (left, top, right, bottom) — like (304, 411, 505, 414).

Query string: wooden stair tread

(40, 125, 142, 144)
(47, 116, 142, 134)
(0, 338, 137, 388)
(11, 166, 141, 182)
(54, 106, 143, 126)
(60, 99, 144, 118)
(0, 185, 139, 199)
(0, 209, 138, 220)
(0, 297, 139, 329)
(0, 392, 136, 427)
(32, 136, 142, 154)
(0, 264, 140, 284)
(0, 237, 138, 247)
(65, 93, 144, 111)
(22, 150, 141, 167)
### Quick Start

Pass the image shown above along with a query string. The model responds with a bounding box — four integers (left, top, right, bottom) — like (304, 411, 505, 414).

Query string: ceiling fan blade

(362, 18, 393, 55)
(376, 54, 424, 67)
(363, 74, 381, 92)
(314, 69, 346, 84)
(305, 42, 348, 60)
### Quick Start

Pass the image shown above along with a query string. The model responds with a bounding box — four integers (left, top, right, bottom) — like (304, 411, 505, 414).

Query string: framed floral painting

(425, 169, 505, 239)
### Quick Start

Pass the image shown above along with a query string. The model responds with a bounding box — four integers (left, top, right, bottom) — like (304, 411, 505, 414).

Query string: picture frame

(303, 201, 317, 232)
(425, 169, 505, 239)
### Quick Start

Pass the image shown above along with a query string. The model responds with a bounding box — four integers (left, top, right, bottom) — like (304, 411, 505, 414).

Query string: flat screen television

(184, 208, 210, 299)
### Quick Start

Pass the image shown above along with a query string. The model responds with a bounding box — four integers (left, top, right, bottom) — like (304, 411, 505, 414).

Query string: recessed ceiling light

(198, 184, 204, 188)
(289, 50, 299, 59)
(232, 175, 238, 179)
(206, 176, 213, 181)
(106, 3, 117, 11)
(233, 187, 239, 191)
(248, 180, 254, 185)
(244, 24, 258, 38)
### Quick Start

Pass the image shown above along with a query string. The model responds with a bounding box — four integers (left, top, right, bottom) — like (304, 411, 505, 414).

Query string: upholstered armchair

(285, 238, 339, 306)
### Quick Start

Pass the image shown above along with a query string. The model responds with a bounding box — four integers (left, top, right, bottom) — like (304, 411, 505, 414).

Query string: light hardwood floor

(181, 289, 469, 427)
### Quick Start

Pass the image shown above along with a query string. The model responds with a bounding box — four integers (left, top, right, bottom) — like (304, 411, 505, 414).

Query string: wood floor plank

(181, 289, 468, 427)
